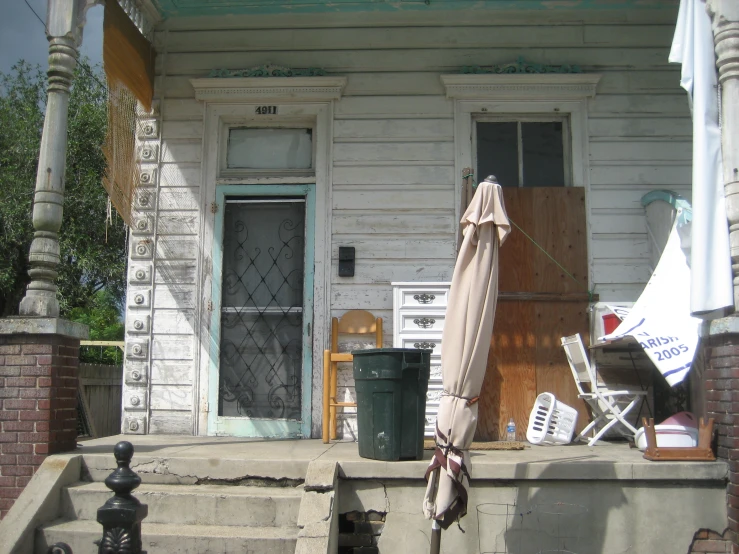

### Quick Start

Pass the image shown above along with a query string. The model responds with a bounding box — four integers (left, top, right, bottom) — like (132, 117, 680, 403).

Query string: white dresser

(392, 281, 451, 437)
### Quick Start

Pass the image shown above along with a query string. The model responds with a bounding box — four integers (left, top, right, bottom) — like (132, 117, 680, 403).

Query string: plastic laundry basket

(526, 393, 578, 445)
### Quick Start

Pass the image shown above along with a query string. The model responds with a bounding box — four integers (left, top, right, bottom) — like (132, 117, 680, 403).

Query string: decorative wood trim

(197, 101, 333, 438)
(461, 57, 583, 75)
(190, 77, 348, 103)
(441, 74, 602, 100)
(115, 0, 161, 37)
(448, 74, 599, 283)
(209, 65, 327, 78)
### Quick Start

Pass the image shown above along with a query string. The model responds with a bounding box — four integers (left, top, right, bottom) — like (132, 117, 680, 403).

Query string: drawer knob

(413, 317, 436, 329)
(413, 293, 435, 304)
(414, 341, 436, 350)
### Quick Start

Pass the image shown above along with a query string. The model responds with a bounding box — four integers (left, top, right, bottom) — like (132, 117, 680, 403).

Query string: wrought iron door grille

(219, 199, 305, 420)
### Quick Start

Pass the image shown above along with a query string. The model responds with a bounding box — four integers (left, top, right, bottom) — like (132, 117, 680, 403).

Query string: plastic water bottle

(506, 418, 516, 441)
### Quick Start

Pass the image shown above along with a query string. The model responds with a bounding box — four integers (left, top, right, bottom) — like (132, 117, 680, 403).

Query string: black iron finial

(96, 441, 148, 554)
(104, 441, 141, 498)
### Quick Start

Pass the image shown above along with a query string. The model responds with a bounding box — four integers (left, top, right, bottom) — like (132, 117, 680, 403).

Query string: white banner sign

(600, 217, 701, 386)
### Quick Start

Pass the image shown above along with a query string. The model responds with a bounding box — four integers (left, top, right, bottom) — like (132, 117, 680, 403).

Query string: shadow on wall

(498, 456, 623, 554)
(340, 451, 727, 554)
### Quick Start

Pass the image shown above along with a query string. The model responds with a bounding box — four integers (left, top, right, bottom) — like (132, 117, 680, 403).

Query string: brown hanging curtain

(101, 0, 156, 225)
(103, 0, 155, 111)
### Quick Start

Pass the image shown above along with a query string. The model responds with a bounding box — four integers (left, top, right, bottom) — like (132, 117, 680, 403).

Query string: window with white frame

(474, 116, 571, 188)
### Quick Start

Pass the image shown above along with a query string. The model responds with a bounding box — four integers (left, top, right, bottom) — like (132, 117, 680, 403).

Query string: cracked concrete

(195, 476, 305, 487)
(381, 481, 390, 512)
(343, 478, 729, 553)
(295, 460, 339, 554)
(297, 491, 334, 527)
(65, 435, 729, 553)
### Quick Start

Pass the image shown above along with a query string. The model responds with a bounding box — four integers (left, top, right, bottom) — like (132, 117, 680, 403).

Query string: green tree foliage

(0, 60, 127, 320)
(69, 289, 124, 364)
(0, 61, 43, 316)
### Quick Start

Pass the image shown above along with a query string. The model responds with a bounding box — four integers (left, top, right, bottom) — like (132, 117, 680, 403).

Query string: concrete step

(61, 481, 302, 527)
(36, 519, 298, 554)
(81, 449, 313, 485)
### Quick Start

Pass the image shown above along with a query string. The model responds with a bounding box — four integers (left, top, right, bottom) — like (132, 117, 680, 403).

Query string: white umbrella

(423, 176, 510, 550)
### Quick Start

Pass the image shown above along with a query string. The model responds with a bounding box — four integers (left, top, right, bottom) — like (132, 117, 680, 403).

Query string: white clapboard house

(109, 0, 693, 441)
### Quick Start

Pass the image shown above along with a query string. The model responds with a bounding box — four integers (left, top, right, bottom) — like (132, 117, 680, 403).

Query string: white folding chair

(561, 334, 648, 447)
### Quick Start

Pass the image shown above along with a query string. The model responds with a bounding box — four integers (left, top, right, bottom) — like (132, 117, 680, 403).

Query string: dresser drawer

(425, 400, 440, 437)
(430, 362, 442, 380)
(397, 287, 449, 309)
(399, 313, 445, 333)
(426, 381, 444, 403)
(401, 337, 442, 357)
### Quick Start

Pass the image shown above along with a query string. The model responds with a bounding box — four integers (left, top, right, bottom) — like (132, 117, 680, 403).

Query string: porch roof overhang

(135, 0, 675, 22)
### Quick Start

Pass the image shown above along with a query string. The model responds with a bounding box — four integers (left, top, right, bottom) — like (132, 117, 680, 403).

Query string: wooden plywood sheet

(499, 188, 535, 293)
(534, 302, 590, 433)
(476, 300, 537, 441)
(477, 186, 590, 439)
(532, 187, 588, 294)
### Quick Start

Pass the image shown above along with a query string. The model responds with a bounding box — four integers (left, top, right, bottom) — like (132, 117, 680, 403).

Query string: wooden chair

(322, 310, 383, 443)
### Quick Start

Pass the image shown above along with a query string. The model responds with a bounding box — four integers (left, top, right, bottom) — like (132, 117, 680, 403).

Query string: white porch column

(18, 0, 98, 317)
(707, 0, 739, 310)
(704, 3, 739, 549)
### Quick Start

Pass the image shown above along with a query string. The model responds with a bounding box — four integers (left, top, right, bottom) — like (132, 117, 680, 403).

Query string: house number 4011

(255, 106, 278, 115)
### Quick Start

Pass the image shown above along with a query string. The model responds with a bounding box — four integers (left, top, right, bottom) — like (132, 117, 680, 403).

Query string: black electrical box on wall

(338, 247, 355, 277)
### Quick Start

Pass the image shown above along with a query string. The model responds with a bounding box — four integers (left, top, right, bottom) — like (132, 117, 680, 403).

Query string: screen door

(218, 197, 306, 426)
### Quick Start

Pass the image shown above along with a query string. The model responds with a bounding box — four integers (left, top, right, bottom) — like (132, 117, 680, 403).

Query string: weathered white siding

(123, 7, 688, 436)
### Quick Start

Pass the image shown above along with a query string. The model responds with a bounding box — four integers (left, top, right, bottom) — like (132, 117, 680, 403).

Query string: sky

(1, 0, 103, 75)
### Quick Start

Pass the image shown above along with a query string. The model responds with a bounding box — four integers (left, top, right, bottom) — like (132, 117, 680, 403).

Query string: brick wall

(0, 334, 79, 518)
(688, 528, 733, 553)
(705, 336, 739, 551)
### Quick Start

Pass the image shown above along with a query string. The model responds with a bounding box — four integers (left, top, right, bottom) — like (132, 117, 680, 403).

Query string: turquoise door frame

(208, 184, 315, 438)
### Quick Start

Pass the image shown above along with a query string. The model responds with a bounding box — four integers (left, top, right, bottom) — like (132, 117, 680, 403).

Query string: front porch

(4, 435, 728, 554)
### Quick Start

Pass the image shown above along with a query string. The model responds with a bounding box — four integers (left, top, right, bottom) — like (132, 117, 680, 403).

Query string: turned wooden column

(708, 0, 739, 310)
(705, 2, 739, 551)
(18, 0, 98, 317)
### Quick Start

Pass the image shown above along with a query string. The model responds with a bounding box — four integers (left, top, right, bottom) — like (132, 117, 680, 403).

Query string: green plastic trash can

(352, 348, 431, 461)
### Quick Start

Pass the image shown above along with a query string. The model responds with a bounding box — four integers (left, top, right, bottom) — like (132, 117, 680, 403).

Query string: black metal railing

(47, 440, 148, 554)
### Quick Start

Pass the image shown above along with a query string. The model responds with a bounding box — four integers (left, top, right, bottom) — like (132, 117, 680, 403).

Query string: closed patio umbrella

(423, 176, 510, 551)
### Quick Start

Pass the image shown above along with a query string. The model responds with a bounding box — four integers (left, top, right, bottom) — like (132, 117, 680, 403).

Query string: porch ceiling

(148, 0, 676, 19)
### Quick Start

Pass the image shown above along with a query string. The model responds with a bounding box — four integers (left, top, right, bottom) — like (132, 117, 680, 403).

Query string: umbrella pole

(429, 464, 442, 554)
(430, 520, 442, 554)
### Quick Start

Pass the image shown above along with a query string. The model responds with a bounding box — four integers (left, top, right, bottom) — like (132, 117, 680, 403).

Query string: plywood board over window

(476, 188, 590, 440)
(442, 73, 600, 440)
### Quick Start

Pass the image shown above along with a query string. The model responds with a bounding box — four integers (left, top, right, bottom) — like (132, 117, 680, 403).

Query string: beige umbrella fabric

(423, 177, 510, 528)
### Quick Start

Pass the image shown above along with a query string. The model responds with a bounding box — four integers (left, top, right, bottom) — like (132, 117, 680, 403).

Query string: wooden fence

(78, 363, 123, 438)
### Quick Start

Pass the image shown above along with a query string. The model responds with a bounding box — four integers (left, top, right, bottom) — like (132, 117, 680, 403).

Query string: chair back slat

(561, 334, 594, 395)
(337, 309, 378, 334)
(334, 310, 383, 350)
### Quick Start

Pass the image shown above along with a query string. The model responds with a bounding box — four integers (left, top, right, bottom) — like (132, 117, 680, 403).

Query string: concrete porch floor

(25, 436, 727, 554)
(74, 435, 727, 483)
